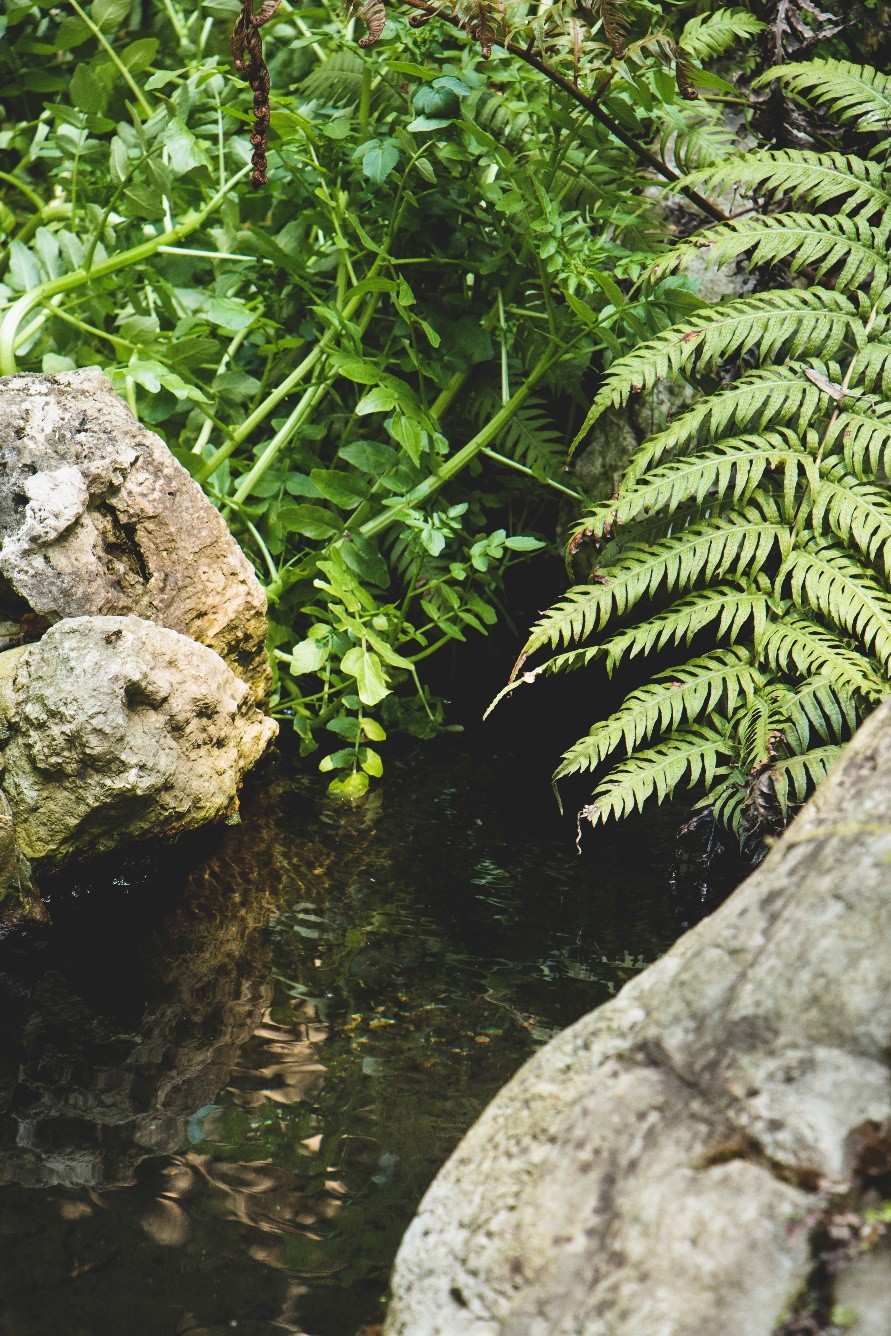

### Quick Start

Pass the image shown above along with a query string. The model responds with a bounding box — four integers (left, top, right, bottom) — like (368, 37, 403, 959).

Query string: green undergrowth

(0, 0, 759, 793)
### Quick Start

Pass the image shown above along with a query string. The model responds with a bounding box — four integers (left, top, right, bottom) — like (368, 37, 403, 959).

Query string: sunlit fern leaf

(576, 289, 857, 437)
(506, 59, 891, 846)
(678, 7, 764, 62)
(620, 369, 825, 483)
(658, 107, 740, 173)
(603, 584, 773, 668)
(599, 430, 815, 530)
(555, 649, 761, 779)
(828, 401, 891, 480)
(579, 727, 731, 826)
(680, 150, 891, 217)
(760, 613, 886, 701)
(516, 511, 791, 665)
(756, 59, 891, 133)
(655, 213, 891, 301)
(810, 462, 891, 580)
(781, 542, 891, 669)
(845, 340, 891, 399)
(770, 745, 842, 815)
(783, 675, 857, 753)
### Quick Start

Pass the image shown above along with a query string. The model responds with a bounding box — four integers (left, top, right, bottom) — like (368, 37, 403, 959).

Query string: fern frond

(829, 401, 891, 480)
(603, 584, 773, 669)
(583, 0, 627, 59)
(782, 676, 857, 753)
(578, 289, 856, 431)
(846, 339, 891, 399)
(757, 59, 891, 133)
(656, 213, 891, 301)
(732, 685, 791, 770)
(471, 388, 565, 477)
(601, 431, 813, 530)
(678, 7, 764, 62)
(680, 151, 891, 217)
(760, 613, 886, 701)
(658, 107, 741, 173)
(580, 727, 731, 826)
(622, 368, 824, 482)
(810, 462, 891, 580)
(782, 542, 891, 668)
(556, 649, 760, 778)
(770, 745, 842, 815)
(517, 511, 790, 664)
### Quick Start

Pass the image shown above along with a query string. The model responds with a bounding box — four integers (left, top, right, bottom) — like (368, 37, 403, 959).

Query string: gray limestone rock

(385, 700, 891, 1336)
(0, 369, 271, 702)
(0, 616, 277, 868)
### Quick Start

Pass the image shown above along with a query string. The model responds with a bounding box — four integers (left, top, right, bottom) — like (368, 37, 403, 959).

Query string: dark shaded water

(0, 739, 694, 1336)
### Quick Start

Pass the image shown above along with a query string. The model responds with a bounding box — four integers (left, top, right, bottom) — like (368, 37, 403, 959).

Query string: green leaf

(310, 469, 367, 509)
(356, 387, 399, 415)
(90, 0, 130, 30)
(70, 62, 108, 115)
(289, 639, 329, 674)
(359, 138, 400, 185)
(340, 646, 390, 706)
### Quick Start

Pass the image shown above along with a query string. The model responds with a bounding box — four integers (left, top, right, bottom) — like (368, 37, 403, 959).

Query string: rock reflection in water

(0, 741, 684, 1336)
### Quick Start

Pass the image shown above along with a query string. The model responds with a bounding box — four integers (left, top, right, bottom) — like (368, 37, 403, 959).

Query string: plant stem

(0, 166, 252, 375)
(359, 351, 558, 537)
(67, 0, 154, 117)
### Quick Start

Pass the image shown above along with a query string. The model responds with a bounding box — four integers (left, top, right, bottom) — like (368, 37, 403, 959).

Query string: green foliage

(0, 0, 749, 793)
(504, 57, 891, 846)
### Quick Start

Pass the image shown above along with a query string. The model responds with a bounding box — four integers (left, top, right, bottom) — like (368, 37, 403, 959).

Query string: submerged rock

(0, 368, 271, 702)
(0, 616, 276, 868)
(385, 701, 891, 1336)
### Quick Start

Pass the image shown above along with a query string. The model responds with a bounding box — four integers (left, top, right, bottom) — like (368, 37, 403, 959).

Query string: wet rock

(385, 700, 891, 1336)
(0, 616, 277, 868)
(0, 369, 271, 702)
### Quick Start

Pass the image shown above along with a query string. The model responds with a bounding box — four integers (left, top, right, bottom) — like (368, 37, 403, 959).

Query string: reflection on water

(0, 739, 688, 1335)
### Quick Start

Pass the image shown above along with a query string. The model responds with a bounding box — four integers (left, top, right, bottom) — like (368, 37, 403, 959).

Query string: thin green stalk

(67, 0, 153, 117)
(359, 351, 558, 538)
(232, 378, 333, 503)
(0, 171, 45, 212)
(481, 446, 584, 500)
(0, 166, 251, 375)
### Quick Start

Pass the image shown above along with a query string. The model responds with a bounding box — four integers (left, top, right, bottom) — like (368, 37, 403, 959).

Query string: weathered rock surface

(0, 616, 276, 867)
(385, 700, 891, 1336)
(0, 369, 271, 701)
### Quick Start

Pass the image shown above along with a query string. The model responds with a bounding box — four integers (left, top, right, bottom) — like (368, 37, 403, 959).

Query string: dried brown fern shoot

(231, 0, 281, 187)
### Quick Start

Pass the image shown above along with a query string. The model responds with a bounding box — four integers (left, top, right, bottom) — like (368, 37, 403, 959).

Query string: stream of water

(0, 737, 695, 1335)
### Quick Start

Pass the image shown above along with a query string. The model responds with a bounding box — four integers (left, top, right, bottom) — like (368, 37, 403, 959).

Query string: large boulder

(0, 369, 271, 702)
(385, 701, 891, 1335)
(0, 616, 276, 868)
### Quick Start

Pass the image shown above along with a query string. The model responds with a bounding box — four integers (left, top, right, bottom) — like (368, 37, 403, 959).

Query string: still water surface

(0, 739, 689, 1335)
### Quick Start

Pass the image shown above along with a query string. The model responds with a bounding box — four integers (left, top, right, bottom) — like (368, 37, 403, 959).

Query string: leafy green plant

(0, 0, 755, 795)
(499, 58, 891, 846)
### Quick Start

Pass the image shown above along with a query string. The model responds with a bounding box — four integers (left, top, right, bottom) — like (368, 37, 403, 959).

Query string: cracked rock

(385, 701, 891, 1336)
(0, 369, 271, 702)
